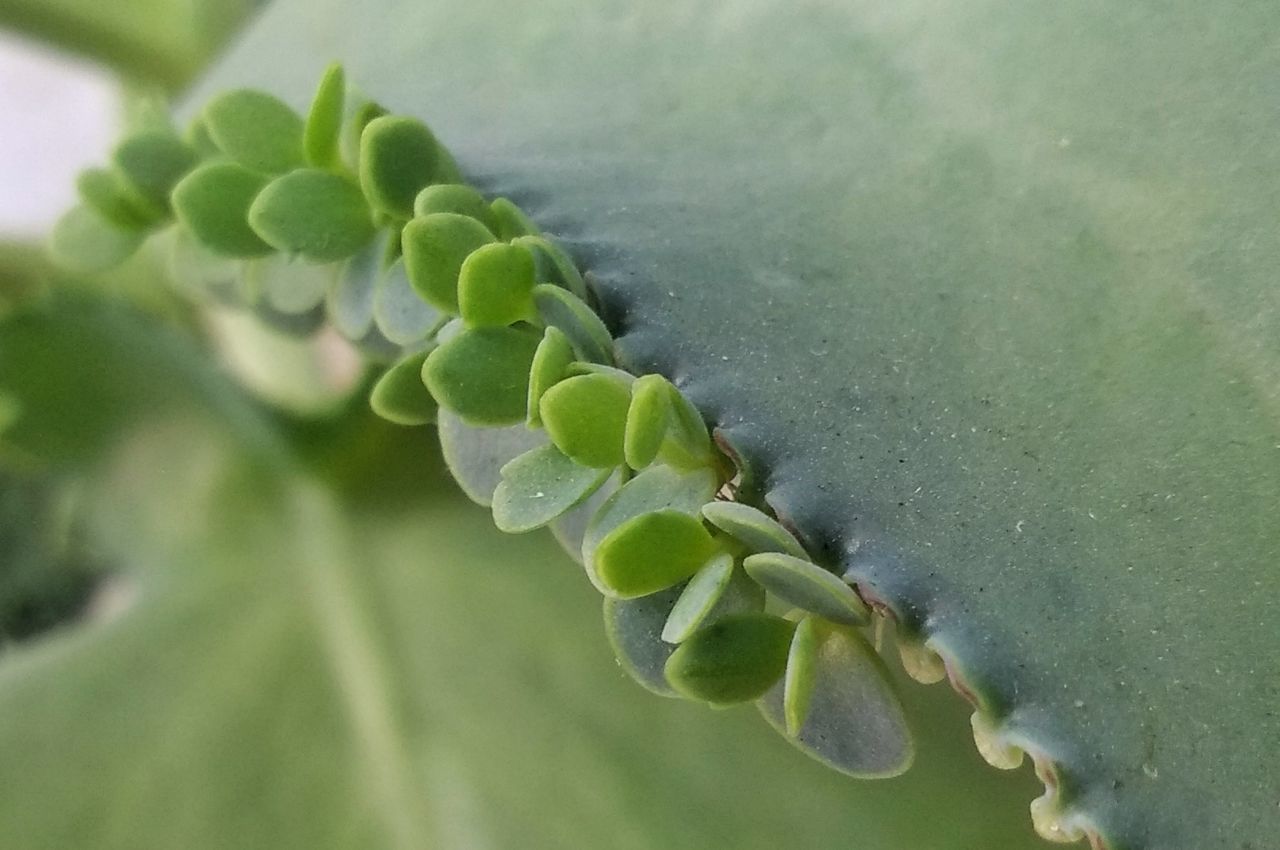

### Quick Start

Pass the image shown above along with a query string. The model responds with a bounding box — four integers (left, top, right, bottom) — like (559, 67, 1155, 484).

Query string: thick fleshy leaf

(247, 254, 336, 315)
(457, 241, 537, 328)
(759, 624, 914, 779)
(665, 613, 796, 706)
(111, 130, 199, 214)
(359, 115, 457, 220)
(325, 234, 384, 339)
(582, 464, 719, 595)
(743, 552, 868, 627)
(413, 184, 497, 231)
(661, 552, 765, 644)
(203, 88, 305, 174)
(338, 96, 387, 169)
(436, 409, 547, 507)
(701, 501, 808, 560)
(538, 373, 631, 469)
(783, 615, 821, 736)
(489, 197, 540, 240)
(422, 326, 541, 426)
(660, 378, 714, 470)
(248, 169, 376, 263)
(303, 62, 346, 168)
(595, 510, 720, 599)
(401, 212, 496, 314)
(172, 162, 274, 258)
(603, 585, 685, 698)
(76, 168, 160, 231)
(373, 259, 440, 345)
(491, 443, 611, 533)
(623, 374, 671, 470)
(166, 229, 242, 305)
(514, 235, 588, 301)
(532, 284, 613, 364)
(49, 206, 144, 273)
(370, 349, 436, 425)
(526, 326, 574, 427)
(549, 471, 622, 564)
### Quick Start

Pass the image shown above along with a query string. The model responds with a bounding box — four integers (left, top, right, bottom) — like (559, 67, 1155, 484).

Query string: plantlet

(19, 0, 1277, 841)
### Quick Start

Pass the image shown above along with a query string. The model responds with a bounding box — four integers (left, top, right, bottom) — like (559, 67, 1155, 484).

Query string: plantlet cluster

(53, 64, 915, 779)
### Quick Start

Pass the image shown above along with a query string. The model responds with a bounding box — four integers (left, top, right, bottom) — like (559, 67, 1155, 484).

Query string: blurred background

(0, 3, 1049, 848)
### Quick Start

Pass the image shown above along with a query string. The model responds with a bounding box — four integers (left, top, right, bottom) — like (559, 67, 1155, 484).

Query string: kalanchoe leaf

(625, 374, 672, 470)
(491, 443, 612, 533)
(360, 115, 457, 220)
(172, 162, 274, 258)
(247, 254, 337, 315)
(458, 241, 537, 327)
(660, 378, 714, 470)
(538, 373, 631, 469)
(76, 168, 160, 231)
(743, 552, 869, 626)
(526, 326, 575, 427)
(184, 116, 221, 158)
(422, 325, 541, 426)
(304, 62, 346, 169)
(326, 233, 385, 339)
(413, 184, 498, 232)
(167, 228, 241, 305)
(700, 501, 808, 559)
(203, 89, 305, 174)
(783, 615, 821, 735)
(111, 130, 199, 215)
(533, 284, 614, 364)
(401, 212, 496, 314)
(665, 613, 796, 706)
(514, 235, 589, 301)
(550, 471, 621, 564)
(373, 258, 440, 345)
(565, 362, 635, 382)
(758, 623, 913, 778)
(437, 410, 547, 507)
(603, 585, 685, 698)
(583, 464, 719, 594)
(370, 349, 437, 426)
(489, 197, 541, 240)
(248, 168, 375, 262)
(50, 206, 144, 273)
(595, 509, 721, 598)
(661, 552, 766, 644)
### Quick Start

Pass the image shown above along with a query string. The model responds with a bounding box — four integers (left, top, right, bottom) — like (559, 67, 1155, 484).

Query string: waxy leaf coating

(436, 411, 547, 507)
(759, 624, 913, 778)
(401, 212, 496, 313)
(743, 552, 868, 626)
(492, 443, 612, 533)
(370, 349, 437, 426)
(422, 326, 541, 426)
(661, 553, 764, 645)
(414, 184, 497, 231)
(304, 63, 346, 168)
(526, 326, 575, 427)
(490, 197, 540, 240)
(701, 501, 808, 560)
(533, 284, 613, 364)
(624, 374, 671, 470)
(539, 373, 632, 469)
(49, 206, 144, 273)
(172, 162, 274, 258)
(595, 509, 720, 598)
(604, 585, 685, 698)
(373, 258, 440, 345)
(112, 130, 199, 213)
(665, 613, 796, 705)
(360, 115, 455, 220)
(204, 89, 305, 174)
(76, 168, 159, 230)
(248, 169, 375, 262)
(458, 242, 537, 327)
